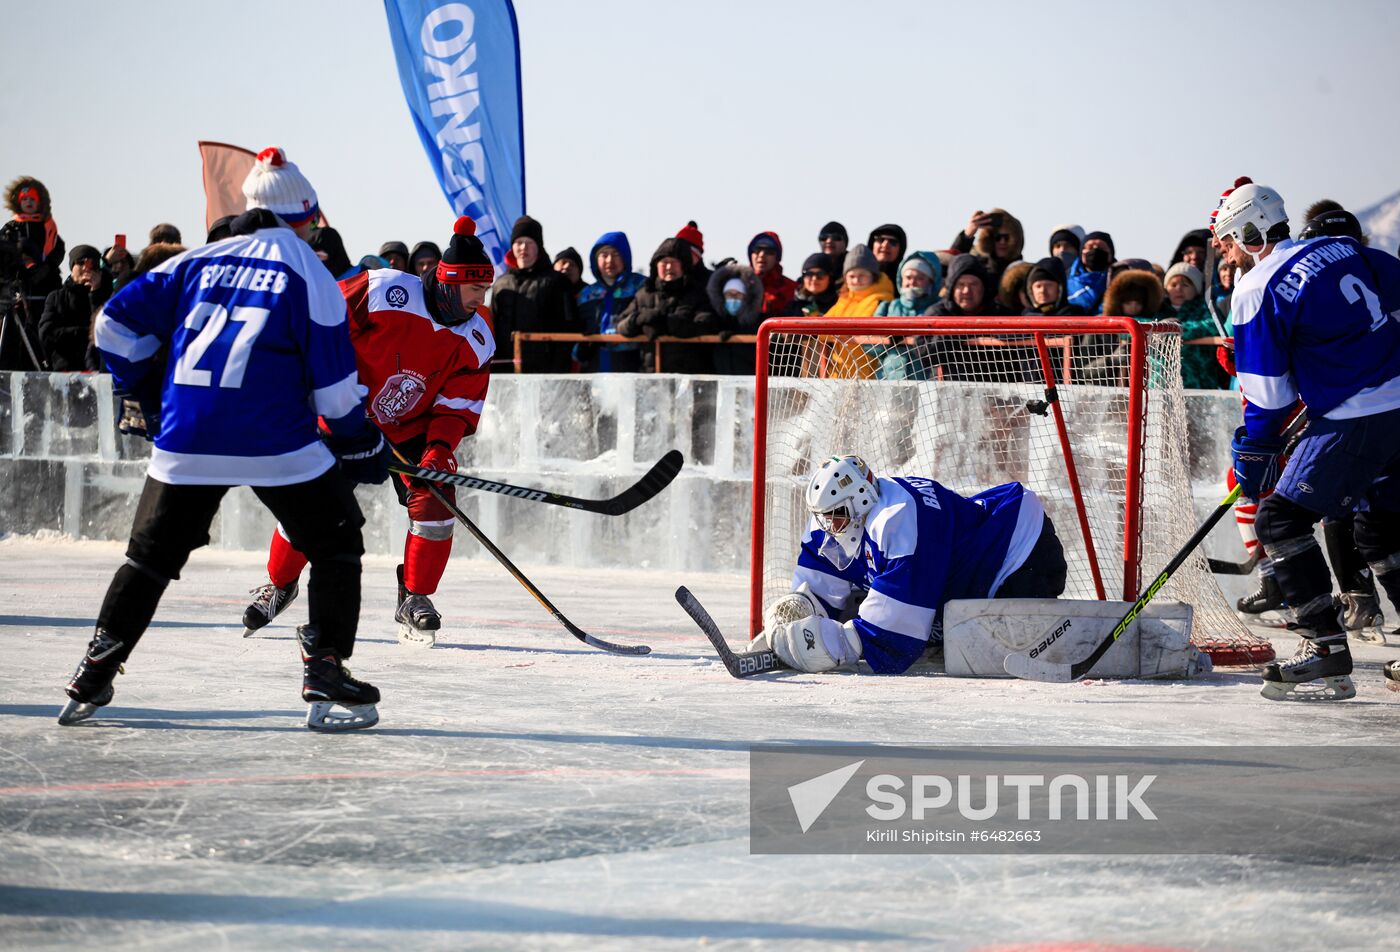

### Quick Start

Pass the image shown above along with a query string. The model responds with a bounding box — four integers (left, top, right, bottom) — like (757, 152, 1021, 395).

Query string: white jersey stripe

(1237, 370, 1300, 410)
(313, 370, 366, 419)
(860, 588, 937, 641)
(792, 564, 854, 611)
(93, 312, 161, 362)
(432, 394, 485, 413)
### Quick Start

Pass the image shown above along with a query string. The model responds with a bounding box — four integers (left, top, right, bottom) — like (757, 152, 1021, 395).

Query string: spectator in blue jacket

(577, 231, 646, 372)
(1066, 231, 1115, 314)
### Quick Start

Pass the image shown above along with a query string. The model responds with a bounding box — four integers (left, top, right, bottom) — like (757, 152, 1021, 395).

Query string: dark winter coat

(2, 176, 64, 308)
(490, 255, 580, 373)
(706, 261, 764, 375)
(616, 237, 721, 373)
(41, 273, 112, 371)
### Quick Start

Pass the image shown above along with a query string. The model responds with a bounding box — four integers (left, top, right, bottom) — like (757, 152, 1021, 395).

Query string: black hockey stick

(387, 449, 683, 516)
(1208, 552, 1260, 576)
(1004, 484, 1243, 683)
(392, 447, 650, 656)
(675, 586, 784, 678)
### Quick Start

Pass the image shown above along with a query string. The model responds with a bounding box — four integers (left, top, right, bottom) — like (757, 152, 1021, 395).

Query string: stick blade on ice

(1002, 651, 1075, 683)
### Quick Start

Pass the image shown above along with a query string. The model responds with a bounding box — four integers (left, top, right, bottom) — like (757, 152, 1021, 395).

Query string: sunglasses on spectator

(872, 236, 898, 244)
(994, 233, 1014, 242)
(802, 270, 829, 279)
(819, 234, 842, 242)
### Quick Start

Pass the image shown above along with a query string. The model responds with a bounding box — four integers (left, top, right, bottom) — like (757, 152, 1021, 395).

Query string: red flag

(198, 140, 257, 232)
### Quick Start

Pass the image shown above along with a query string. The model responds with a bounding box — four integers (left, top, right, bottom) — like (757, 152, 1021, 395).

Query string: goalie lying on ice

(755, 455, 1067, 673)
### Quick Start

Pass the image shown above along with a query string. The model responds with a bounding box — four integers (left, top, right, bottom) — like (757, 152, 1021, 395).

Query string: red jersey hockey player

(242, 216, 496, 647)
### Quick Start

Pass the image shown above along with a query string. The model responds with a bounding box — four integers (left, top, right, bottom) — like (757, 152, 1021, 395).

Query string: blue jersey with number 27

(1233, 236, 1400, 438)
(94, 226, 367, 486)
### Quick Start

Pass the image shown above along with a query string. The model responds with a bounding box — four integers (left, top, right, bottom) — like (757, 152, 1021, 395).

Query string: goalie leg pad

(945, 598, 1205, 679)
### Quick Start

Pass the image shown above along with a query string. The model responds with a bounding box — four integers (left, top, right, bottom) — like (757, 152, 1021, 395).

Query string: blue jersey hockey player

(1219, 182, 1400, 700)
(59, 147, 391, 731)
(754, 455, 1068, 673)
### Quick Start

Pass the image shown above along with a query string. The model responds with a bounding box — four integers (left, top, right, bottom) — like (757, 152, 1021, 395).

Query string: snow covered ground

(2, 537, 1399, 951)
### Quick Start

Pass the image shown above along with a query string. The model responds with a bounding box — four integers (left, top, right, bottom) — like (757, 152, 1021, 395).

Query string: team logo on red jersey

(471, 328, 486, 345)
(386, 285, 409, 308)
(372, 372, 426, 423)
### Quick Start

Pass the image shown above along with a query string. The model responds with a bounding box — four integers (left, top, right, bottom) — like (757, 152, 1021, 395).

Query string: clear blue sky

(4, 0, 1399, 270)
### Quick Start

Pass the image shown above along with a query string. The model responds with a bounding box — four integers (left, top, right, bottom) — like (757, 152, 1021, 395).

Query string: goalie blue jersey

(793, 476, 1045, 674)
(1233, 236, 1400, 438)
(94, 226, 367, 486)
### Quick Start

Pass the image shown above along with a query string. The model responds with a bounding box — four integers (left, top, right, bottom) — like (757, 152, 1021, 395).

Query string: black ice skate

(1385, 659, 1400, 693)
(1261, 634, 1355, 701)
(1236, 574, 1290, 628)
(395, 563, 440, 648)
(58, 629, 126, 725)
(298, 625, 379, 732)
(242, 580, 299, 637)
(1341, 591, 1387, 645)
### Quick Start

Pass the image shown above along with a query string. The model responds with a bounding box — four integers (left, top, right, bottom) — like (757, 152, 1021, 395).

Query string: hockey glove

(114, 383, 162, 442)
(325, 426, 390, 485)
(419, 440, 458, 474)
(764, 616, 862, 673)
(1216, 339, 1236, 377)
(1230, 425, 1285, 499)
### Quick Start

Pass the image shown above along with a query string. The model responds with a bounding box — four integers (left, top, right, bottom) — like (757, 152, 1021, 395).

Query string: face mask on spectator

(1084, 247, 1111, 271)
(724, 297, 743, 316)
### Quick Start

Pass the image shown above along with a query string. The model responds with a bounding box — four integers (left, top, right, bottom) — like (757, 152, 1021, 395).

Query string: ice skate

(298, 625, 380, 732)
(1236, 574, 1290, 628)
(242, 580, 299, 637)
(1341, 591, 1387, 645)
(1385, 659, 1400, 693)
(58, 629, 125, 725)
(395, 563, 439, 647)
(1261, 634, 1355, 701)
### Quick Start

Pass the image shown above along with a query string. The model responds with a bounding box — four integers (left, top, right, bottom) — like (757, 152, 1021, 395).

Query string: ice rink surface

(3, 536, 1400, 951)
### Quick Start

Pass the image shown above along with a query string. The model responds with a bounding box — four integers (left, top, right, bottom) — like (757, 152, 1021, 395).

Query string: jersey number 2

(172, 302, 270, 388)
(1339, 274, 1387, 332)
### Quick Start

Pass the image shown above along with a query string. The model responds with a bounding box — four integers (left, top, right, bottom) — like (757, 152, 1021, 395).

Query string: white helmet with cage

(805, 455, 880, 567)
(1213, 183, 1288, 264)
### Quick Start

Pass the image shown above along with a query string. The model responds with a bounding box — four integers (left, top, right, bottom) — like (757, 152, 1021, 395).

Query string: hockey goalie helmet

(805, 455, 880, 566)
(1212, 184, 1288, 261)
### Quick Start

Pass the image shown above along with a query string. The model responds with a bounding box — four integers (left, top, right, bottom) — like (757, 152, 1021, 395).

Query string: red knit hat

(676, 220, 703, 253)
(436, 216, 495, 284)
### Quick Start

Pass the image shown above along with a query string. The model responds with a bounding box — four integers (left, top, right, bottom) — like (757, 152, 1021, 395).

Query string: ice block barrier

(1, 371, 1247, 577)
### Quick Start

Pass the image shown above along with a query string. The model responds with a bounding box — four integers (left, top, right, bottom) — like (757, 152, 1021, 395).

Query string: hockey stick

(1004, 484, 1243, 683)
(392, 447, 651, 656)
(1208, 552, 1260, 576)
(675, 586, 784, 678)
(387, 449, 683, 516)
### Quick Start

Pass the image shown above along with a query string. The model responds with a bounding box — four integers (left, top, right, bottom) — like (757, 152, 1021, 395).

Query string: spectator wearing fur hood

(616, 237, 720, 373)
(950, 207, 1024, 286)
(706, 261, 764, 375)
(1, 176, 65, 307)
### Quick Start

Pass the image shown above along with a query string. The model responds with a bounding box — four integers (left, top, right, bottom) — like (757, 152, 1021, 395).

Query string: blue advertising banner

(383, 0, 525, 274)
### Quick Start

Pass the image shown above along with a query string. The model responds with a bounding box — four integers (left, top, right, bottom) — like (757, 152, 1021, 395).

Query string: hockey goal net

(750, 316, 1272, 666)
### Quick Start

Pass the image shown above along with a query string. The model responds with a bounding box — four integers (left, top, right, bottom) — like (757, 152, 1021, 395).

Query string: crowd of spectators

(1, 171, 1384, 391)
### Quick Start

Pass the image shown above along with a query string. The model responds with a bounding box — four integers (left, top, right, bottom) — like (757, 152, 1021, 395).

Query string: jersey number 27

(172, 302, 270, 388)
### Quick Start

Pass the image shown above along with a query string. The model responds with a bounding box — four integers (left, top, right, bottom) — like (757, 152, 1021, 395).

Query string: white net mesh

(753, 318, 1271, 665)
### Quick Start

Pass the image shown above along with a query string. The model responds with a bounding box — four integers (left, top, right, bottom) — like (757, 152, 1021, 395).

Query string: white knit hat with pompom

(241, 147, 318, 224)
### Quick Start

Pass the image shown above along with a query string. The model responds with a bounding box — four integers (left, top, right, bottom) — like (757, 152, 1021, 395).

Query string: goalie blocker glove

(1230, 426, 1285, 499)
